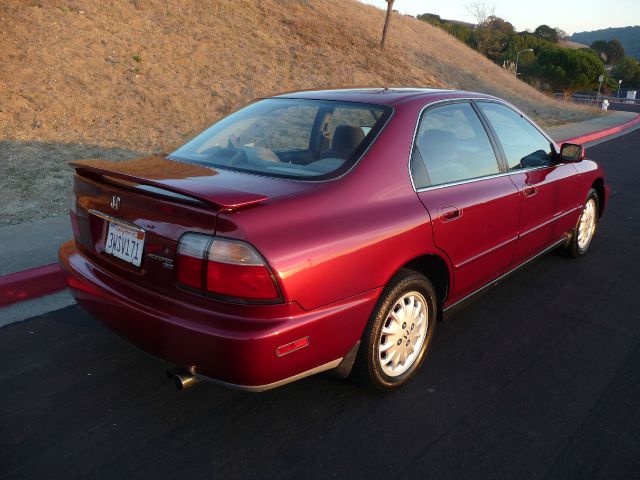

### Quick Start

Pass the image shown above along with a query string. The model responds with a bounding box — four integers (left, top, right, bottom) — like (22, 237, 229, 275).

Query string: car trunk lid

(69, 155, 310, 302)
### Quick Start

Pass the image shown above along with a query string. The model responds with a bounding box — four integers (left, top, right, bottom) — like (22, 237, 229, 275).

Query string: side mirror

(560, 143, 585, 163)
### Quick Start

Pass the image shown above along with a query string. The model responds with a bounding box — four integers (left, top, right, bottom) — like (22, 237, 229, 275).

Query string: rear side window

(412, 102, 500, 188)
(169, 99, 391, 180)
(477, 102, 554, 170)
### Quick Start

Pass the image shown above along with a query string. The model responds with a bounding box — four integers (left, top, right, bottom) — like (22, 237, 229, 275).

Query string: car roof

(273, 88, 497, 106)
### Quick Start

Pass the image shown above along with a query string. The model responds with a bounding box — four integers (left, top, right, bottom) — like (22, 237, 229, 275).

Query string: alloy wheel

(577, 198, 597, 250)
(377, 291, 428, 377)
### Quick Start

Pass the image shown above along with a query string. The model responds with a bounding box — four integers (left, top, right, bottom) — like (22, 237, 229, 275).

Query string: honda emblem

(110, 195, 121, 211)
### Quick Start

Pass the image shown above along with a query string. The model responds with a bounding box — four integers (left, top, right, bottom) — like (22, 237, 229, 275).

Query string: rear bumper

(59, 241, 379, 390)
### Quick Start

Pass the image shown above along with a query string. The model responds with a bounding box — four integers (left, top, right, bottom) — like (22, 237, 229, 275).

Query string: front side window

(477, 102, 554, 170)
(412, 102, 500, 188)
(169, 99, 391, 180)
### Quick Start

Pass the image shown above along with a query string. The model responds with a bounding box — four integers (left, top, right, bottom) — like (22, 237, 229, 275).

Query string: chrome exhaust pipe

(174, 372, 198, 390)
(166, 366, 199, 390)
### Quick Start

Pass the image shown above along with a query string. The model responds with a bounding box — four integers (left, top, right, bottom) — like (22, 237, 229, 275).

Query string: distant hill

(570, 26, 640, 60)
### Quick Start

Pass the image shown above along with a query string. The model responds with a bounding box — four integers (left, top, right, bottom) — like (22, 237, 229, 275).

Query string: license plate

(104, 221, 145, 267)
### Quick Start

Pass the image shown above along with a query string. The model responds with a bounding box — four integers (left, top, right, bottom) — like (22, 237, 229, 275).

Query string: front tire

(352, 269, 437, 391)
(565, 188, 599, 257)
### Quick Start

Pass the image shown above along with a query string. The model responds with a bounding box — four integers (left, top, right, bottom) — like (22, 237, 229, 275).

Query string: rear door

(411, 101, 520, 301)
(476, 101, 580, 263)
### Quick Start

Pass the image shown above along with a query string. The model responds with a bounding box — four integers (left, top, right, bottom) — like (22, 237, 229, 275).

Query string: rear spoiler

(70, 160, 268, 211)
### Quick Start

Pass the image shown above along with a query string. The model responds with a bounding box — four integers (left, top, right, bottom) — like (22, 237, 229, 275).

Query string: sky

(357, 0, 640, 35)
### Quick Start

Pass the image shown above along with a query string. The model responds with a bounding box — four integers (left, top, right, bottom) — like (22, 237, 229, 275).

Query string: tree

(380, 0, 395, 50)
(554, 27, 568, 40)
(613, 56, 640, 88)
(464, 3, 516, 59)
(536, 46, 605, 96)
(465, 1, 494, 25)
(534, 24, 559, 43)
(486, 15, 514, 35)
(481, 16, 515, 60)
(590, 40, 608, 62)
(442, 22, 474, 46)
(417, 13, 475, 47)
(605, 39, 625, 64)
(465, 1, 495, 55)
(417, 13, 442, 26)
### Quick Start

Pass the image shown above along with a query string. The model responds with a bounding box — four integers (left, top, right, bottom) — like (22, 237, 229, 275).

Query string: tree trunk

(381, 0, 395, 50)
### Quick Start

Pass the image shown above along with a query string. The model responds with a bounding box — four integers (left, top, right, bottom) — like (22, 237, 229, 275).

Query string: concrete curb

(3, 113, 640, 309)
(0, 263, 66, 308)
(559, 113, 640, 145)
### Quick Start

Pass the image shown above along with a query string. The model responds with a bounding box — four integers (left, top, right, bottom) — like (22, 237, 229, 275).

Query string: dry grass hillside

(559, 39, 589, 50)
(0, 0, 596, 152)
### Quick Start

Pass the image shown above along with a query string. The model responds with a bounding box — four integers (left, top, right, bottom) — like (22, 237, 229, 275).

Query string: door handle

(439, 206, 461, 222)
(522, 186, 538, 197)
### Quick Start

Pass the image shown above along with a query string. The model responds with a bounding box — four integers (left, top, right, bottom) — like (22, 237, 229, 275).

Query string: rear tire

(564, 188, 599, 258)
(351, 269, 437, 391)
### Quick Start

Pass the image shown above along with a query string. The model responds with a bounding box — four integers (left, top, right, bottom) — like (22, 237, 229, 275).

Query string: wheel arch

(401, 253, 451, 311)
(591, 177, 605, 218)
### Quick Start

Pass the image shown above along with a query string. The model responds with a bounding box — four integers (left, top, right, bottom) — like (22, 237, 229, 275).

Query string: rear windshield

(168, 98, 392, 180)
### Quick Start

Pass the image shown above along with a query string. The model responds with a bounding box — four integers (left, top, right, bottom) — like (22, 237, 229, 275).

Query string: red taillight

(176, 234, 279, 302)
(206, 239, 279, 300)
(176, 233, 210, 289)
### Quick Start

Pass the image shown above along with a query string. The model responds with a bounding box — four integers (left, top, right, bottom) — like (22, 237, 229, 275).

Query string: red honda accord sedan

(59, 88, 609, 391)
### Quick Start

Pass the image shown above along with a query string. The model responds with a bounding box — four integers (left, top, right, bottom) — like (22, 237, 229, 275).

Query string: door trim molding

(455, 235, 519, 270)
(443, 237, 567, 319)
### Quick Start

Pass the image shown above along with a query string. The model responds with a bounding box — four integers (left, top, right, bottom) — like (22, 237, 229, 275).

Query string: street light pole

(515, 48, 533, 77)
(617, 79, 622, 99)
(597, 74, 604, 100)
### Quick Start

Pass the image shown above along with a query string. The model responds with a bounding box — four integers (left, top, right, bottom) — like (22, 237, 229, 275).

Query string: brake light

(206, 239, 279, 300)
(176, 234, 279, 301)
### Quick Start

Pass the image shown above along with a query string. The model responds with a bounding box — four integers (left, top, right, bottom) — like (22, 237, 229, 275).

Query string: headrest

(332, 125, 365, 152)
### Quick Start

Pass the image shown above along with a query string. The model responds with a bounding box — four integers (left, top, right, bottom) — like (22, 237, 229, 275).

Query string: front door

(476, 101, 580, 263)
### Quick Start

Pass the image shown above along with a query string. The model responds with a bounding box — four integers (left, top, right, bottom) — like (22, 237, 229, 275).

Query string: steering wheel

(228, 148, 248, 166)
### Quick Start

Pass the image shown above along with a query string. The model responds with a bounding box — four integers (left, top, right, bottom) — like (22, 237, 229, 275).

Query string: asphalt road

(2, 130, 640, 480)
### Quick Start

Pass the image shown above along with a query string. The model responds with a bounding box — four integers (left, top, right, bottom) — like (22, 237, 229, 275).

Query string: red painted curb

(560, 113, 640, 145)
(0, 263, 67, 308)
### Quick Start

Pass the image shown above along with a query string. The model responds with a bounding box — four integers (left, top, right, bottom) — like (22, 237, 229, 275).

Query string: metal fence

(555, 93, 640, 106)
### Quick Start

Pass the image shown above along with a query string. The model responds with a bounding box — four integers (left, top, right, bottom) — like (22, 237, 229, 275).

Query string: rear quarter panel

(216, 102, 446, 311)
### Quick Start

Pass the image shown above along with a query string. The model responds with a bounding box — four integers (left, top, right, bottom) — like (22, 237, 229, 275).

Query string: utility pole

(381, 0, 395, 50)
